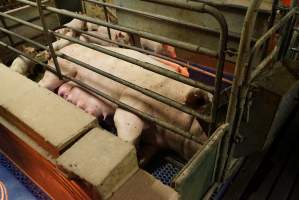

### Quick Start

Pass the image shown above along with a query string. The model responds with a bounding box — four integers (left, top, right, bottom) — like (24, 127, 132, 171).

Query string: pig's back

(59, 44, 192, 103)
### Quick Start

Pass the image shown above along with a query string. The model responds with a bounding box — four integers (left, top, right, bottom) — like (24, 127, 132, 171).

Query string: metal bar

(0, 22, 211, 122)
(291, 47, 299, 52)
(189, 0, 272, 13)
(0, 11, 43, 31)
(36, 0, 62, 79)
(67, 25, 232, 84)
(16, 0, 218, 57)
(141, 0, 229, 133)
(223, 0, 263, 180)
(84, 0, 230, 37)
(53, 31, 215, 92)
(0, 9, 215, 92)
(102, 0, 111, 40)
(173, 123, 229, 184)
(59, 54, 211, 122)
(0, 39, 205, 144)
(250, 47, 278, 83)
(251, 9, 296, 55)
(0, 26, 46, 49)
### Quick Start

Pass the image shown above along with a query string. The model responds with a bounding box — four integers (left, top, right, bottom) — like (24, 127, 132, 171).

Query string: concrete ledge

(0, 64, 97, 157)
(109, 170, 180, 200)
(0, 63, 37, 105)
(57, 128, 138, 199)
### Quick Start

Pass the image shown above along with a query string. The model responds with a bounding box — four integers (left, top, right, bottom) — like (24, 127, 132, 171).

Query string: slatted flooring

(223, 107, 299, 200)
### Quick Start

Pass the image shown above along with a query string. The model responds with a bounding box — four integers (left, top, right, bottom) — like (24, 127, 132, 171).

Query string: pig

(39, 44, 210, 159)
(86, 22, 177, 58)
(140, 38, 177, 58)
(10, 46, 37, 75)
(150, 56, 189, 77)
(52, 29, 76, 51)
(55, 18, 86, 35)
(58, 82, 114, 120)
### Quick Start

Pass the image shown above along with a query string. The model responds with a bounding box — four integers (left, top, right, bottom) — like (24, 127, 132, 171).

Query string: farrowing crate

(0, 0, 293, 199)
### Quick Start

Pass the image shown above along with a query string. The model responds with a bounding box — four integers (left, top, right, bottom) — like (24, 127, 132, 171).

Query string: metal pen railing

(140, 0, 228, 132)
(0, 0, 229, 143)
(222, 0, 298, 179)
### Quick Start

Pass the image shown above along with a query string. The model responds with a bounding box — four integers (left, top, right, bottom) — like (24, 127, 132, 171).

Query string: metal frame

(1, 0, 296, 197)
(0, 0, 230, 144)
(223, 0, 298, 179)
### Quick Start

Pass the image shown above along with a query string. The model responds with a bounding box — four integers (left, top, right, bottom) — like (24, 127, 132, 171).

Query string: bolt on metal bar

(0, 39, 205, 144)
(15, 0, 218, 57)
(36, 0, 62, 79)
(0, 20, 212, 122)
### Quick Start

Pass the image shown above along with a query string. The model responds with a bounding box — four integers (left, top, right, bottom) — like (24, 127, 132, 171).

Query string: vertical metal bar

(102, 0, 111, 40)
(36, 0, 62, 79)
(221, 0, 263, 180)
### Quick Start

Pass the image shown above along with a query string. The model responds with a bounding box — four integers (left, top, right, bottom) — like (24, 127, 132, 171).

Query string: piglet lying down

(39, 44, 211, 159)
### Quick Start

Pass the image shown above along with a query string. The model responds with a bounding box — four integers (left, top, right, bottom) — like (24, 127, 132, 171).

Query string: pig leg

(114, 108, 144, 145)
(10, 57, 31, 75)
(39, 70, 64, 90)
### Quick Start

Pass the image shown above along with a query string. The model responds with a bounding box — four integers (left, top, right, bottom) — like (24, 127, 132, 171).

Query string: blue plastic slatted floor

(0, 153, 50, 200)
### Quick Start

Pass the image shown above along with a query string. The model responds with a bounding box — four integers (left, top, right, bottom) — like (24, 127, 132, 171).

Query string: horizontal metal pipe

(0, 10, 214, 92)
(291, 47, 299, 52)
(0, 26, 46, 49)
(0, 23, 211, 122)
(59, 54, 212, 122)
(0, 40, 205, 144)
(54, 31, 215, 92)
(189, 0, 272, 13)
(141, 1, 229, 130)
(68, 26, 232, 84)
(15, 0, 218, 57)
(0, 11, 43, 31)
(84, 0, 220, 35)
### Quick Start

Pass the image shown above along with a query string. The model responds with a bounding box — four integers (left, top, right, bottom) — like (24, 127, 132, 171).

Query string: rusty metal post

(102, 0, 112, 40)
(36, 0, 62, 79)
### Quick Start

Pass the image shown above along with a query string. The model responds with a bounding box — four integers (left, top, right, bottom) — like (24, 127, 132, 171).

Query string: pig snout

(162, 44, 177, 58)
(58, 83, 73, 99)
